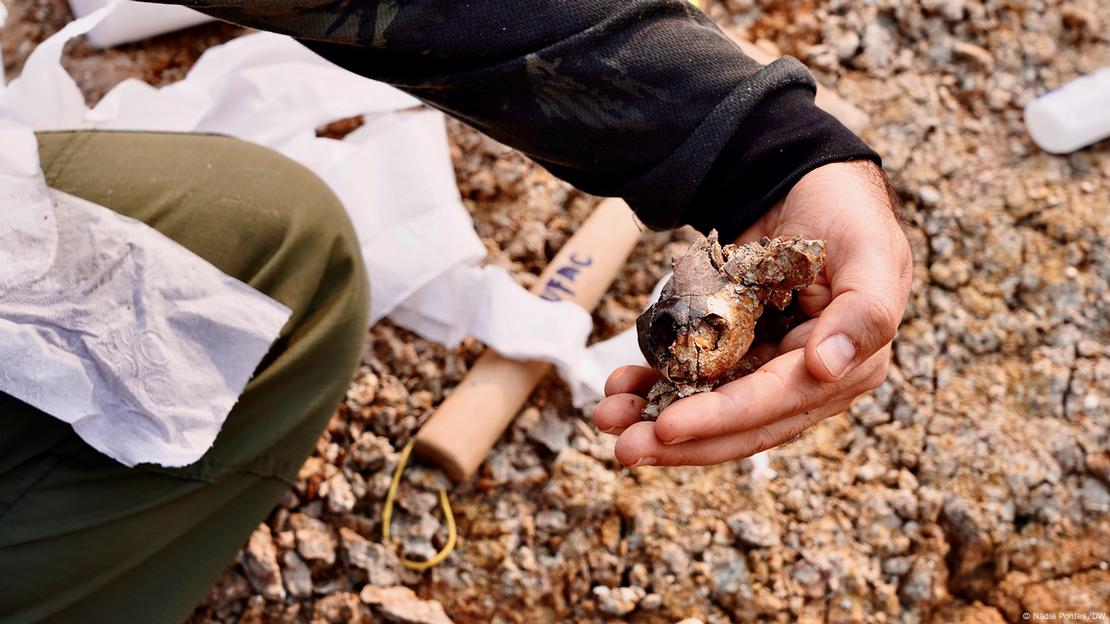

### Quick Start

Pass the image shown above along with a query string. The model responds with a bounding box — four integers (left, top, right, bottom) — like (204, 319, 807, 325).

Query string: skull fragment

(636, 231, 826, 419)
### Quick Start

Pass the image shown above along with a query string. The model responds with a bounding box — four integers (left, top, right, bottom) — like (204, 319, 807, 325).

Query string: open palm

(594, 160, 913, 467)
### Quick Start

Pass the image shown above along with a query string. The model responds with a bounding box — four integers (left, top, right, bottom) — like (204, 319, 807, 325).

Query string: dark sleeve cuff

(685, 84, 880, 242)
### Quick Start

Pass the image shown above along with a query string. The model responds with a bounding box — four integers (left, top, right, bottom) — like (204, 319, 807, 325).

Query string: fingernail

(664, 435, 696, 445)
(817, 333, 856, 379)
(601, 426, 622, 434)
(628, 456, 657, 468)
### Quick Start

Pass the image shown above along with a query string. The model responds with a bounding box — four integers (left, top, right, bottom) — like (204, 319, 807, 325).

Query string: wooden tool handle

(413, 198, 641, 482)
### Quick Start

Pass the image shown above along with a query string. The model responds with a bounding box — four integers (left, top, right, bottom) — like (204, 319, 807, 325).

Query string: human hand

(593, 160, 913, 467)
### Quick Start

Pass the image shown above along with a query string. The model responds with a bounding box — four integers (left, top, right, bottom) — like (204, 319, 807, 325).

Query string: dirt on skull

(637, 232, 826, 419)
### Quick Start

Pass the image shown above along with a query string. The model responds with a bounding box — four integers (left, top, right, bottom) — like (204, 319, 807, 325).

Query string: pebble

(918, 185, 941, 206)
(360, 586, 454, 624)
(326, 472, 357, 514)
(592, 586, 646, 616)
(703, 545, 749, 599)
(313, 592, 368, 623)
(242, 524, 286, 602)
(339, 527, 402, 587)
(952, 41, 994, 69)
(1080, 478, 1110, 514)
(727, 511, 781, 548)
(281, 551, 314, 599)
(541, 448, 618, 517)
(526, 409, 573, 453)
(289, 513, 337, 565)
(534, 509, 569, 534)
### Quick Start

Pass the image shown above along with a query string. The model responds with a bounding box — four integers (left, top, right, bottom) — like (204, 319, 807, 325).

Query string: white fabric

(0, 119, 290, 467)
(67, 0, 212, 48)
(0, 7, 663, 467)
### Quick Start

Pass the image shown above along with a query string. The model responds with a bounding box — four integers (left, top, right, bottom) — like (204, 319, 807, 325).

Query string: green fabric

(0, 131, 370, 624)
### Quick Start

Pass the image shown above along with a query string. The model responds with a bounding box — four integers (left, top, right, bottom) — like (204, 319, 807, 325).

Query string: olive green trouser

(0, 131, 370, 623)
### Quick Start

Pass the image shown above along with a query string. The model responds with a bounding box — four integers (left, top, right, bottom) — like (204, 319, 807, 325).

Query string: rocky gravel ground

(4, 0, 1109, 622)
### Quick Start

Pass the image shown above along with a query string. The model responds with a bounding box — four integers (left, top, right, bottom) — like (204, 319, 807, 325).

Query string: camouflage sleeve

(160, 0, 878, 238)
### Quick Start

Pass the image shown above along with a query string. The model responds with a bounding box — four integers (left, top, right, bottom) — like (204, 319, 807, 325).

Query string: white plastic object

(1025, 68, 1110, 154)
(67, 0, 212, 48)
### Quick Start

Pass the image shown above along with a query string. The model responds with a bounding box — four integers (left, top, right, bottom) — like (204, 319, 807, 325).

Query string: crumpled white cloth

(0, 5, 662, 467)
(0, 117, 291, 467)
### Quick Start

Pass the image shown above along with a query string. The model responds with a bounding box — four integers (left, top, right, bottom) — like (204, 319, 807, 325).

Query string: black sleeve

(161, 0, 879, 238)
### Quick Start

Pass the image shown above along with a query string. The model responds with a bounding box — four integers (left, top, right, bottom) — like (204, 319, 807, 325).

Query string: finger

(805, 278, 904, 383)
(593, 393, 647, 435)
(615, 399, 852, 467)
(796, 276, 832, 319)
(778, 317, 818, 353)
(604, 365, 660, 397)
(653, 347, 889, 444)
(803, 212, 910, 382)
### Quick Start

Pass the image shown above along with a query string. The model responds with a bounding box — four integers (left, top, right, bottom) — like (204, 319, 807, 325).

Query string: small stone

(727, 511, 781, 548)
(882, 556, 913, 576)
(918, 185, 941, 206)
(401, 536, 438, 563)
(242, 524, 286, 602)
(282, 551, 313, 599)
(1087, 452, 1110, 484)
(1080, 478, 1110, 514)
(703, 545, 749, 599)
(339, 527, 401, 587)
(831, 28, 860, 60)
(238, 595, 267, 624)
(899, 554, 946, 609)
(1084, 393, 1100, 412)
(592, 586, 646, 616)
(526, 409, 572, 453)
(658, 542, 691, 577)
(535, 509, 569, 534)
(397, 488, 438, 516)
(327, 472, 357, 514)
(640, 593, 663, 610)
(542, 448, 618, 517)
(290, 513, 337, 565)
(313, 592, 370, 624)
(405, 513, 441, 541)
(366, 473, 394, 500)
(856, 462, 886, 482)
(360, 585, 454, 624)
(349, 432, 394, 472)
(791, 560, 826, 599)
(376, 375, 409, 405)
(952, 41, 993, 69)
(858, 21, 895, 70)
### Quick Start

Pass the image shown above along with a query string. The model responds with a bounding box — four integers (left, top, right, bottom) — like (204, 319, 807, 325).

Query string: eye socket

(702, 313, 728, 333)
(701, 313, 729, 348)
(650, 311, 679, 352)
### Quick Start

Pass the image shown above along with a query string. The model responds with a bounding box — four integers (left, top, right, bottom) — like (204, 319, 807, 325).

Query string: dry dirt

(3, 0, 1108, 622)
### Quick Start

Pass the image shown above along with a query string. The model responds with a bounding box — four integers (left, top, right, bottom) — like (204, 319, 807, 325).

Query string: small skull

(636, 232, 826, 418)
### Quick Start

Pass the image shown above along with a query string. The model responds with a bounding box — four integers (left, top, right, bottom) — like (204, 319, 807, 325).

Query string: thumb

(805, 287, 901, 382)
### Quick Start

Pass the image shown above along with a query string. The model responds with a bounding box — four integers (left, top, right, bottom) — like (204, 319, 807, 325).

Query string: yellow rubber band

(381, 440, 457, 571)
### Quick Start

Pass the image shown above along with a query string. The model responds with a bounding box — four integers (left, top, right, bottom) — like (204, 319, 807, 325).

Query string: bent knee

(202, 136, 356, 263)
(224, 141, 368, 332)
